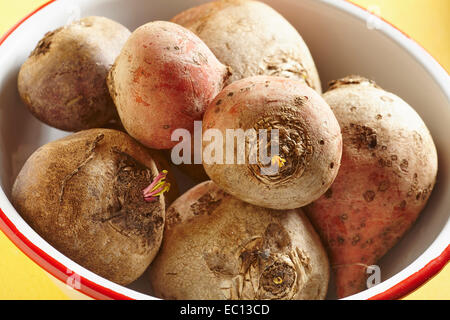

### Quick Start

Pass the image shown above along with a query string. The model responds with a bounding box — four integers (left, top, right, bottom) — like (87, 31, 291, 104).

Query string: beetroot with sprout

(143, 170, 171, 202)
(11, 129, 175, 285)
(202, 75, 342, 210)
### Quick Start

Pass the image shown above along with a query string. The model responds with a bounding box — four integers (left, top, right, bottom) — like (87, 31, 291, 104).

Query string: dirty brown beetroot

(305, 76, 438, 298)
(107, 21, 230, 150)
(149, 181, 330, 300)
(12, 129, 175, 285)
(171, 0, 322, 92)
(202, 76, 342, 209)
(18, 17, 130, 131)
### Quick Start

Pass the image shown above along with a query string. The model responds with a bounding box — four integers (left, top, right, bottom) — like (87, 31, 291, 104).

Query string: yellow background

(0, 0, 448, 300)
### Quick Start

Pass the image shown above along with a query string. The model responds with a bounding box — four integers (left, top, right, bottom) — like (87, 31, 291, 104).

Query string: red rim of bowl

(0, 0, 449, 300)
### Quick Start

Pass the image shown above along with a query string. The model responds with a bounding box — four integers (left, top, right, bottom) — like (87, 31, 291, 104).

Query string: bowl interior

(0, 0, 448, 299)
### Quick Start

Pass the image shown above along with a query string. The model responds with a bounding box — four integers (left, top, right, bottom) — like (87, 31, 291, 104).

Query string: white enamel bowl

(0, 0, 448, 300)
